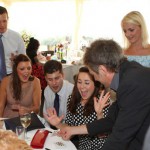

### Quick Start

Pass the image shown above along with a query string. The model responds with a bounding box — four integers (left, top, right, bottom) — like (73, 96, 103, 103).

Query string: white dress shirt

(43, 80, 74, 120)
(2, 29, 26, 74)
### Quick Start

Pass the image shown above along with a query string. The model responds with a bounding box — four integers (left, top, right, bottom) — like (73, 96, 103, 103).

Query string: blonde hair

(121, 11, 149, 49)
(0, 130, 33, 150)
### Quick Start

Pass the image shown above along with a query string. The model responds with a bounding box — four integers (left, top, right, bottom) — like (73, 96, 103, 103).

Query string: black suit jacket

(87, 60, 150, 150)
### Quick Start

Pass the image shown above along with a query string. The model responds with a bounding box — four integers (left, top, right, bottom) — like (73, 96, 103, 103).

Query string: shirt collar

(57, 80, 65, 97)
(1, 29, 8, 38)
(110, 72, 119, 92)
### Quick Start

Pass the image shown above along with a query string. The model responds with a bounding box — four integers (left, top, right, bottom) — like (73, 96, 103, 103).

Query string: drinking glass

(16, 126, 25, 140)
(20, 113, 31, 140)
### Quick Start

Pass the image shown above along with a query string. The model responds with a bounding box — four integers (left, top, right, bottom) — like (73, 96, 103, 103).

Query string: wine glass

(20, 113, 31, 140)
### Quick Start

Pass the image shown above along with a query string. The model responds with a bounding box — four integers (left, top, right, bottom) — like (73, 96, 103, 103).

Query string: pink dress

(3, 76, 34, 118)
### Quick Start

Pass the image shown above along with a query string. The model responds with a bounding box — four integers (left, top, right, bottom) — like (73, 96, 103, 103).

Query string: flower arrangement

(55, 41, 70, 60)
(21, 30, 32, 48)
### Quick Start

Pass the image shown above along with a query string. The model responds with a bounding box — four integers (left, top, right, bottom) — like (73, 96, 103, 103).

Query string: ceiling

(0, 0, 59, 6)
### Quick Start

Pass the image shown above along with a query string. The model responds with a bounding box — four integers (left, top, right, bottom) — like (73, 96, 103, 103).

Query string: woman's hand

(18, 106, 30, 115)
(94, 90, 110, 119)
(44, 108, 64, 128)
(11, 104, 20, 111)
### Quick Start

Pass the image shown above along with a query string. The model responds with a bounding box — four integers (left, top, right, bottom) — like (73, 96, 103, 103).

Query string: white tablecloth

(28, 128, 77, 150)
(0, 116, 77, 150)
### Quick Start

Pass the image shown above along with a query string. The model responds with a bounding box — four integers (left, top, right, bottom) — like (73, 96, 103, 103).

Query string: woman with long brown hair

(44, 67, 110, 150)
(0, 54, 41, 118)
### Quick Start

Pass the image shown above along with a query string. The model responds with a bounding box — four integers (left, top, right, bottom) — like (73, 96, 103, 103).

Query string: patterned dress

(65, 95, 110, 150)
(32, 64, 47, 90)
(126, 55, 150, 68)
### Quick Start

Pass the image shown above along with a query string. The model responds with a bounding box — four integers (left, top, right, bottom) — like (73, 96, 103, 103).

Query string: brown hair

(11, 54, 33, 101)
(68, 67, 101, 116)
(44, 60, 63, 75)
(0, 6, 8, 18)
(83, 39, 124, 73)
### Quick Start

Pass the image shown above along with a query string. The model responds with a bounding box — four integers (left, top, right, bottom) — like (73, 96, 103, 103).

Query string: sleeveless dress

(3, 76, 34, 118)
(126, 55, 150, 67)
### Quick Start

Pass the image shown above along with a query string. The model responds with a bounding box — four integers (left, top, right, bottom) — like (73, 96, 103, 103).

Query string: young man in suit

(59, 39, 150, 150)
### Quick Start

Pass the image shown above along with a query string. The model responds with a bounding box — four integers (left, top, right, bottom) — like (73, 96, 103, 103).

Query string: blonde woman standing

(121, 11, 150, 67)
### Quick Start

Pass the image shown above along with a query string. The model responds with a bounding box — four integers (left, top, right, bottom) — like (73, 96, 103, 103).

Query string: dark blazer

(87, 60, 150, 150)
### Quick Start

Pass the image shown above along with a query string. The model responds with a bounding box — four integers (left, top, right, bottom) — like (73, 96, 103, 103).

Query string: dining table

(0, 117, 77, 150)
(27, 128, 77, 150)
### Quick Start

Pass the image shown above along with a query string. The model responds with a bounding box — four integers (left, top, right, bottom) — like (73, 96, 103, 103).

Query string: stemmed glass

(20, 113, 31, 140)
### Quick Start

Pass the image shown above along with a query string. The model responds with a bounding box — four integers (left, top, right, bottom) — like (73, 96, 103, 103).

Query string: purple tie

(54, 93, 59, 116)
(0, 34, 6, 81)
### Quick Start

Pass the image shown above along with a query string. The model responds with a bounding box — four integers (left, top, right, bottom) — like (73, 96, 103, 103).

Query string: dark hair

(26, 37, 40, 64)
(84, 39, 124, 73)
(44, 60, 63, 75)
(26, 37, 40, 52)
(0, 6, 8, 17)
(68, 66, 100, 116)
(11, 54, 33, 101)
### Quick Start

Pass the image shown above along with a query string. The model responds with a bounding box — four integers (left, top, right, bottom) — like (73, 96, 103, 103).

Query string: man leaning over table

(0, 6, 25, 82)
(59, 39, 150, 150)
(43, 60, 74, 122)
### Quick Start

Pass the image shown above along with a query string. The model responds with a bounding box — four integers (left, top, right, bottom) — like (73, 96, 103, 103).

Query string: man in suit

(59, 39, 150, 150)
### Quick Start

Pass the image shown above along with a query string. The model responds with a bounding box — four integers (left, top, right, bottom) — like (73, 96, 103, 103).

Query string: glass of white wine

(20, 113, 31, 140)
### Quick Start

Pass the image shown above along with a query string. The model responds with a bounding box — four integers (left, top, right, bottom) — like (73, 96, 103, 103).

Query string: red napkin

(30, 129, 49, 149)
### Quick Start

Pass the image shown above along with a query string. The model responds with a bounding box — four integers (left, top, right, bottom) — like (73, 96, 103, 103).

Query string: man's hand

(59, 125, 88, 140)
(44, 107, 64, 127)
(58, 126, 74, 140)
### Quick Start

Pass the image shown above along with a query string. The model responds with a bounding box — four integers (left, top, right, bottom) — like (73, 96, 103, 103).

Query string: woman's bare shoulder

(123, 48, 133, 55)
(32, 77, 41, 93)
(146, 45, 150, 53)
(1, 76, 10, 85)
(0, 76, 10, 90)
(33, 76, 40, 86)
(142, 46, 150, 55)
